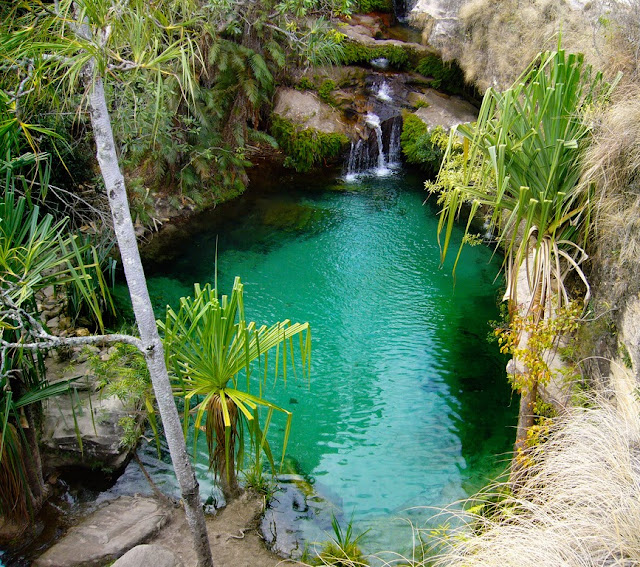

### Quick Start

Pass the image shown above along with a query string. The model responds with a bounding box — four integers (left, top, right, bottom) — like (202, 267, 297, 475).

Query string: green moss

(400, 113, 448, 175)
(355, 0, 393, 13)
(270, 115, 348, 173)
(296, 77, 315, 91)
(415, 54, 466, 95)
(339, 40, 413, 70)
(318, 79, 337, 105)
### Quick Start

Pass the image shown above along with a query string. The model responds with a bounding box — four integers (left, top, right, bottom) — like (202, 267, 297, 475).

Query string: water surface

(127, 169, 516, 554)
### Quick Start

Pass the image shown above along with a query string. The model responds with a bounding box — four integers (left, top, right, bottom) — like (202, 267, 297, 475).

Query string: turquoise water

(127, 169, 516, 553)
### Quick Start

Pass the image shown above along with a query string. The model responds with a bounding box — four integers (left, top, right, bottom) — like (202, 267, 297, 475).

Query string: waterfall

(371, 58, 389, 69)
(344, 113, 403, 180)
(388, 117, 402, 166)
(345, 140, 366, 182)
(376, 81, 392, 102)
(393, 0, 416, 21)
(366, 113, 389, 176)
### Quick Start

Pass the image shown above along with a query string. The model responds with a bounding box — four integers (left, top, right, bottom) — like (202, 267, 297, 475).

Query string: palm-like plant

(434, 47, 618, 444)
(1, 167, 111, 521)
(160, 277, 311, 501)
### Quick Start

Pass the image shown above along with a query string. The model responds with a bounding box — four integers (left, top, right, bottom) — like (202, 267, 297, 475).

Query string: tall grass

(428, 400, 640, 567)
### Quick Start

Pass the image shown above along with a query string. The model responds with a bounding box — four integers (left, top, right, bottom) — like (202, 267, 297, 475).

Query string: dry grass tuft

(435, 0, 639, 92)
(581, 90, 640, 302)
(428, 401, 640, 567)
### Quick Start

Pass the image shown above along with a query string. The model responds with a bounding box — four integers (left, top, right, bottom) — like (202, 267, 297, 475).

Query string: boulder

(41, 349, 140, 473)
(273, 88, 349, 135)
(409, 0, 467, 48)
(41, 388, 133, 472)
(412, 88, 477, 130)
(111, 544, 183, 567)
(34, 496, 169, 567)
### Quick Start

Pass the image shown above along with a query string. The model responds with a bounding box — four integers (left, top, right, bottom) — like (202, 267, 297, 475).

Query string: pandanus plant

(434, 47, 618, 447)
(1, 175, 111, 521)
(159, 277, 311, 501)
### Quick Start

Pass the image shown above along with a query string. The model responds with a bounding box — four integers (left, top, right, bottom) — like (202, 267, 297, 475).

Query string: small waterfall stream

(344, 75, 404, 181)
(376, 80, 392, 102)
(344, 114, 403, 180)
(366, 113, 388, 175)
(389, 116, 402, 165)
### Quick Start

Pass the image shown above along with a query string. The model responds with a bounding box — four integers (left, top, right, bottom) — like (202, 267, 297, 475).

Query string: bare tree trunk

(86, 71, 214, 567)
(23, 404, 45, 507)
(219, 451, 242, 503)
(510, 260, 544, 487)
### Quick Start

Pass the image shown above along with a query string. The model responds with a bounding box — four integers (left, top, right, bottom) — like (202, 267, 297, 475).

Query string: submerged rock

(261, 474, 340, 558)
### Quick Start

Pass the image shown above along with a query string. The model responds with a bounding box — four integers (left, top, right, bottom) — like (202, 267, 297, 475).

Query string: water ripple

(135, 171, 517, 553)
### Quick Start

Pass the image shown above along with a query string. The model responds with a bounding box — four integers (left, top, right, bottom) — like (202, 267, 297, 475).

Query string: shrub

(355, 0, 392, 13)
(400, 113, 448, 175)
(315, 514, 369, 567)
(297, 77, 315, 91)
(270, 115, 348, 172)
(429, 402, 640, 567)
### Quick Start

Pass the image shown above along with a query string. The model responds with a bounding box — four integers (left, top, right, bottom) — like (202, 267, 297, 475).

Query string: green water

(127, 169, 516, 553)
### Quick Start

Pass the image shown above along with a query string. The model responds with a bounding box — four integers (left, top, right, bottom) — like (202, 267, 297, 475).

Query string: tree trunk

(86, 70, 214, 567)
(219, 450, 242, 503)
(510, 257, 544, 487)
(515, 382, 538, 450)
(22, 404, 45, 508)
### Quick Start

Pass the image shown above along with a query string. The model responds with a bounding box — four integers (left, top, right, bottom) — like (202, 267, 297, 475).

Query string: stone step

(34, 496, 169, 567)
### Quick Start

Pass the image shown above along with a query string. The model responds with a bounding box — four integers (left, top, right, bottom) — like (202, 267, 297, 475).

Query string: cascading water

(344, 113, 403, 180)
(366, 112, 388, 175)
(393, 0, 416, 22)
(376, 80, 392, 102)
(344, 140, 366, 182)
(344, 73, 406, 180)
(388, 116, 402, 166)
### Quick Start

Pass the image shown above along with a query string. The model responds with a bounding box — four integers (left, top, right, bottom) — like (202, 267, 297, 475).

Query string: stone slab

(34, 496, 169, 567)
(413, 88, 477, 130)
(111, 544, 182, 567)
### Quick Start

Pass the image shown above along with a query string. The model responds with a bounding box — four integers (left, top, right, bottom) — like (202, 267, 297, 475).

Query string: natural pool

(118, 168, 517, 555)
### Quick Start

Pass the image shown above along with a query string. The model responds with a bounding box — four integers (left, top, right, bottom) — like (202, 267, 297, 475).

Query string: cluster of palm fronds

(159, 277, 311, 502)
